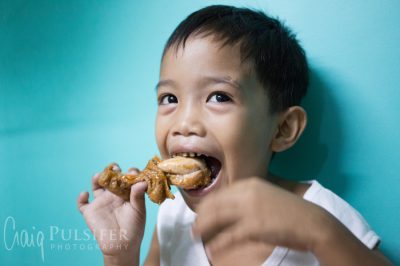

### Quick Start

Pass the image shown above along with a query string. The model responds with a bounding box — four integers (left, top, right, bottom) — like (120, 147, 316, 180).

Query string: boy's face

(156, 36, 279, 211)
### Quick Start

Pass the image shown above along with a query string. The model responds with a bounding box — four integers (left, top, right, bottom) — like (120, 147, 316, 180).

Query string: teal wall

(1, 1, 399, 265)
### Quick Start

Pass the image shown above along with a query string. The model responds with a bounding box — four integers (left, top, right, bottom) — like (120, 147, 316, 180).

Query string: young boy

(77, 5, 392, 266)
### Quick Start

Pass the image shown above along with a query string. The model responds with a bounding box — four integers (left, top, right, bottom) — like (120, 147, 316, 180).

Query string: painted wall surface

(1, 1, 399, 265)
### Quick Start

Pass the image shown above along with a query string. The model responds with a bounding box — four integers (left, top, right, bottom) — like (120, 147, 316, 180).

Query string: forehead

(160, 36, 254, 83)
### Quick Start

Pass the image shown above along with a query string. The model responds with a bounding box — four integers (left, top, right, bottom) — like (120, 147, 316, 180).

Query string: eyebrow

(202, 75, 242, 90)
(155, 79, 177, 91)
(155, 75, 242, 91)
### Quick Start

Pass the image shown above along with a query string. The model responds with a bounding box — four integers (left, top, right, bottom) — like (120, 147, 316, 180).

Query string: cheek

(220, 113, 271, 178)
(214, 112, 255, 148)
(155, 116, 168, 155)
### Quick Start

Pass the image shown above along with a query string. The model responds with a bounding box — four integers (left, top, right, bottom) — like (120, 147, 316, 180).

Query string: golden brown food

(97, 156, 211, 204)
(158, 156, 211, 189)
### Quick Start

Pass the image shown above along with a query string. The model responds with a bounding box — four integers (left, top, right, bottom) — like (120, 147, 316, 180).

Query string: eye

(207, 92, 232, 103)
(159, 94, 178, 105)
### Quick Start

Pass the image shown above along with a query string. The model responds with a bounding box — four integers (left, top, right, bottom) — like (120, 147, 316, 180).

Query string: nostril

(172, 129, 203, 137)
(172, 123, 205, 137)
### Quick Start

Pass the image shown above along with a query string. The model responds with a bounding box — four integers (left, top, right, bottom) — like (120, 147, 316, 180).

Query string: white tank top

(157, 180, 380, 266)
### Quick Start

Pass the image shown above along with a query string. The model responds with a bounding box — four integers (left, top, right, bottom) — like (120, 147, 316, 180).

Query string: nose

(171, 103, 206, 137)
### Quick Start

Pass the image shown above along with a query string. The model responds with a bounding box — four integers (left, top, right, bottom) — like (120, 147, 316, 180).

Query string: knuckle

(248, 176, 260, 187)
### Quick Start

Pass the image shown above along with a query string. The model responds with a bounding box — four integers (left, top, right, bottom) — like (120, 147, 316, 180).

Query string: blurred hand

(192, 177, 329, 265)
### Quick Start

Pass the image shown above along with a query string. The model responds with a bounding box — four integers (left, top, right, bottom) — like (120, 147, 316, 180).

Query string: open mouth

(201, 155, 221, 186)
(171, 152, 222, 190)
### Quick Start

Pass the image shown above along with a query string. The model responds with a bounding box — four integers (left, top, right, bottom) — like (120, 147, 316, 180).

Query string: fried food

(97, 156, 211, 204)
(158, 156, 211, 189)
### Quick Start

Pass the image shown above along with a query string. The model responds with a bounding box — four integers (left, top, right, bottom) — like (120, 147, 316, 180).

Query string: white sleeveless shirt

(157, 180, 380, 266)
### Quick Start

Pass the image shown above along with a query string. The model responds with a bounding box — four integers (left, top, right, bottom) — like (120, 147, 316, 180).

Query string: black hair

(162, 5, 308, 113)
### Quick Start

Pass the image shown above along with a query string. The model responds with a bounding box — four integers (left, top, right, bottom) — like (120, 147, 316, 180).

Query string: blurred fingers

(192, 193, 239, 243)
(204, 223, 258, 260)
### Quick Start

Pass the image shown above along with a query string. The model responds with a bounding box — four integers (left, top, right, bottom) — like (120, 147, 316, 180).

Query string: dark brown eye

(159, 94, 178, 105)
(208, 93, 231, 103)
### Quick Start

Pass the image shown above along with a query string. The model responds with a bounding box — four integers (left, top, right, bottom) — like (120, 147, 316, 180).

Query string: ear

(270, 106, 307, 152)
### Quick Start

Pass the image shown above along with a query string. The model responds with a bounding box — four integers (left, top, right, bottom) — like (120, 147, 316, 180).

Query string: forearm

(312, 211, 393, 266)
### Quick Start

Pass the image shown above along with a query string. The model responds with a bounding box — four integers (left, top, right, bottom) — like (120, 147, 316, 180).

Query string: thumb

(130, 181, 148, 214)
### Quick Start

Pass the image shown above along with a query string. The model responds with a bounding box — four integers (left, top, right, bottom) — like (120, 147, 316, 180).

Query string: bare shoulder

(143, 227, 160, 266)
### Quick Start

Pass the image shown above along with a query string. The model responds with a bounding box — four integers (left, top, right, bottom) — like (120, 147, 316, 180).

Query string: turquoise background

(1, 0, 399, 265)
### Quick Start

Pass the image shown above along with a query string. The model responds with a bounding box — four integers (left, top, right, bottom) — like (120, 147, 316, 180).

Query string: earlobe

(271, 106, 307, 152)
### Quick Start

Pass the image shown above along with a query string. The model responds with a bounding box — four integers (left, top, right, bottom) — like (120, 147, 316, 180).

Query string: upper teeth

(172, 152, 203, 158)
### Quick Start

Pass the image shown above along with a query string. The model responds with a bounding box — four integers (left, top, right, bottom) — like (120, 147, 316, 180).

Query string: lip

(166, 142, 223, 198)
(180, 167, 222, 197)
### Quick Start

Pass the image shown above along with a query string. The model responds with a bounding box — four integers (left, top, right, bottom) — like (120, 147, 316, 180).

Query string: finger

(204, 222, 261, 259)
(193, 177, 269, 242)
(129, 181, 148, 213)
(77, 191, 89, 213)
(127, 167, 140, 175)
(91, 173, 104, 197)
(192, 192, 239, 243)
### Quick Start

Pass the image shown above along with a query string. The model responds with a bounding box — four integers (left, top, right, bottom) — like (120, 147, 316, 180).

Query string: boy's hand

(193, 177, 393, 266)
(77, 166, 147, 266)
(192, 177, 330, 262)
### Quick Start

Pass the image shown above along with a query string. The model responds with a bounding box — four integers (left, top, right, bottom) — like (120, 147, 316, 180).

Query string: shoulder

(304, 180, 380, 249)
